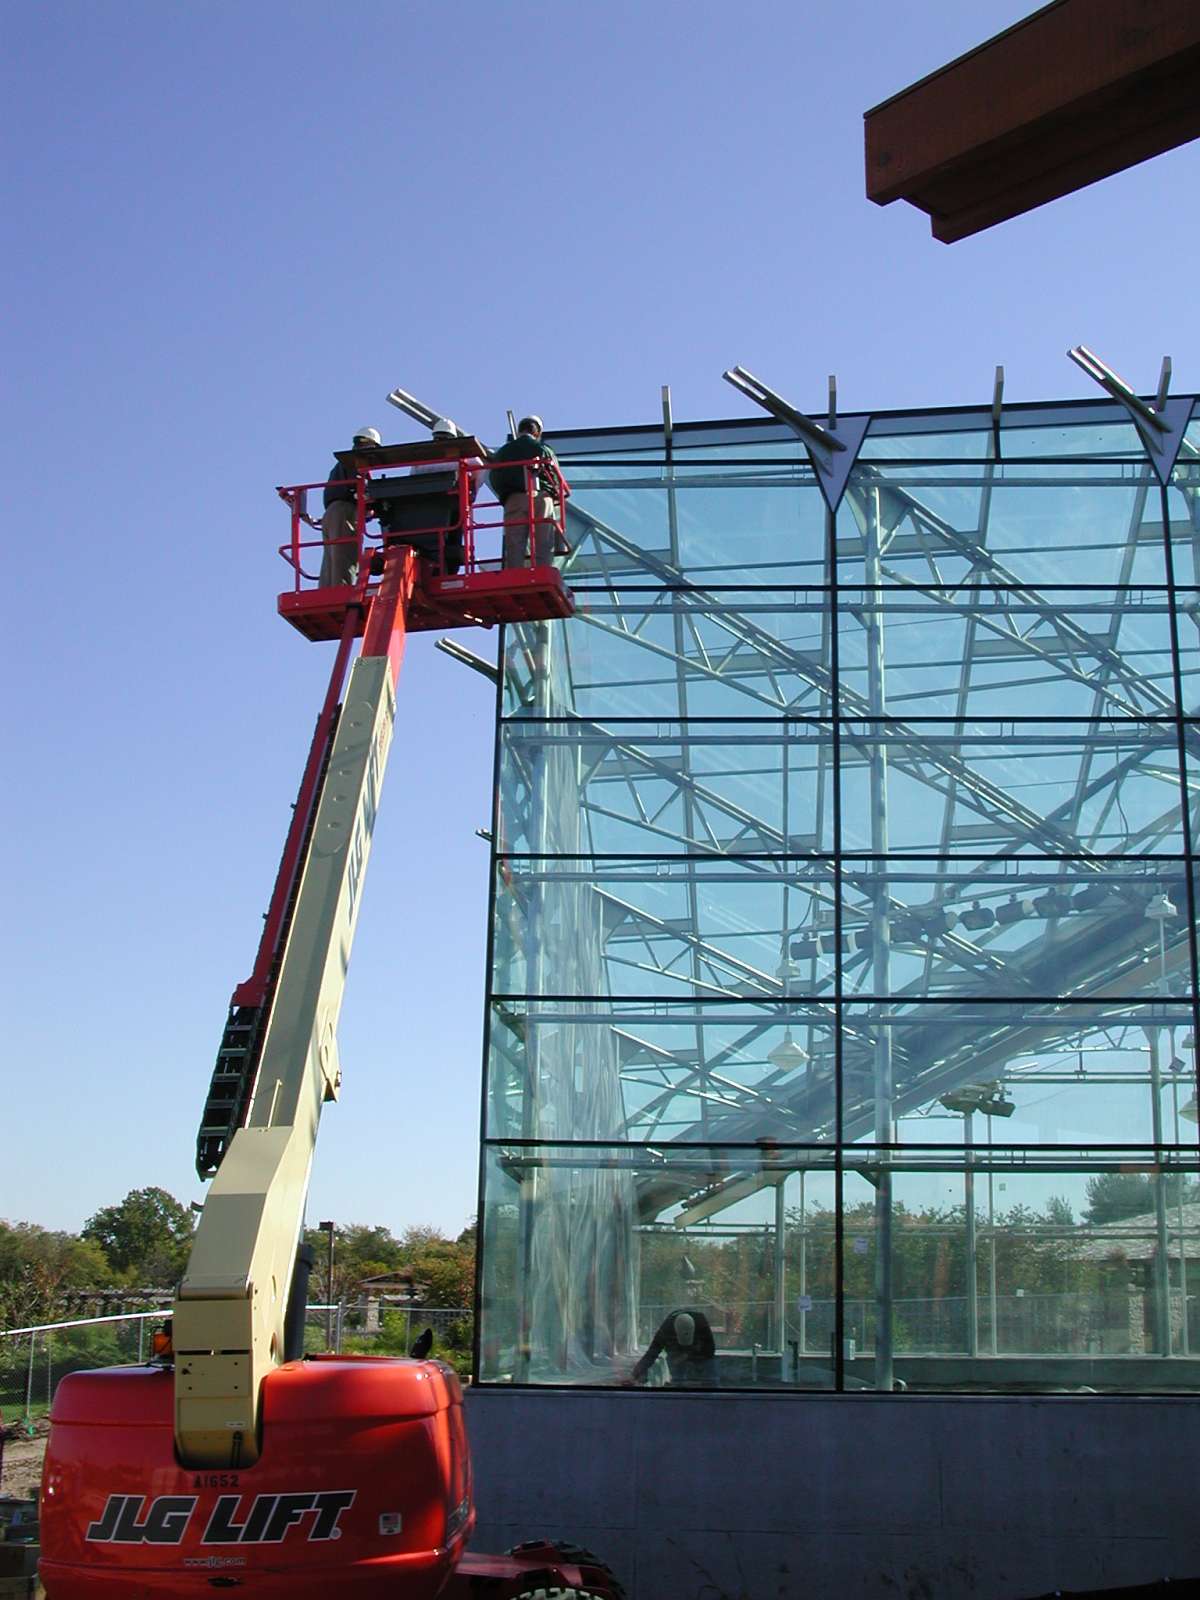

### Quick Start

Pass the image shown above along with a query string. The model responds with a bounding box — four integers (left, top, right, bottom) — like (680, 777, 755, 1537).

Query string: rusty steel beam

(864, 0, 1200, 243)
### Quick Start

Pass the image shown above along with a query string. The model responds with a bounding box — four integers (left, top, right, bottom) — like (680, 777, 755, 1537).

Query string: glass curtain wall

(477, 398, 1200, 1392)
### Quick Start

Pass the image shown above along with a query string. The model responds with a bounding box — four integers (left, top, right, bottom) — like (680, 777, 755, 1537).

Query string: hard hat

(517, 414, 543, 435)
(430, 417, 459, 437)
(353, 426, 382, 446)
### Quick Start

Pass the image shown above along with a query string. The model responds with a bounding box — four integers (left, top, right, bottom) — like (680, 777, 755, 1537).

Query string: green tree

(397, 1227, 474, 1308)
(300, 1221, 477, 1308)
(81, 1187, 194, 1284)
(1083, 1172, 1198, 1226)
(0, 1221, 115, 1328)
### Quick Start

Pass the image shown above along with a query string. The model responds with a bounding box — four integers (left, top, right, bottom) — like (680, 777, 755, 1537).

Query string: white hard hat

(353, 426, 382, 446)
(517, 414, 543, 434)
(430, 417, 459, 437)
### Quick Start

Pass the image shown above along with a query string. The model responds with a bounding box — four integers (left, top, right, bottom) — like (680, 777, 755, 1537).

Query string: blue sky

(4, 1, 1198, 1240)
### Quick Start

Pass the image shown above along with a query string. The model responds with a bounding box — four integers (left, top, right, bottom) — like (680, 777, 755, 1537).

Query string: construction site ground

(0, 1430, 44, 1501)
(0, 1427, 43, 1597)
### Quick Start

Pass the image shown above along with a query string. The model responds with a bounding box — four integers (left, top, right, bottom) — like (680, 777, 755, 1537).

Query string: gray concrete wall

(465, 1388, 1200, 1600)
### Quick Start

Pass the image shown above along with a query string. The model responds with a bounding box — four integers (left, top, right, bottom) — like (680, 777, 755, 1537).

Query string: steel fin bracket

(722, 364, 869, 513)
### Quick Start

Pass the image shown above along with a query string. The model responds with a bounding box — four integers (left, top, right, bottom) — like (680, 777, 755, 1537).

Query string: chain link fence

(0, 1302, 474, 1436)
(1, 1310, 172, 1430)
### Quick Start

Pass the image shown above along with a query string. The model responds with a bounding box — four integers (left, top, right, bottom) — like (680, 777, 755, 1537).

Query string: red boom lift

(39, 434, 620, 1599)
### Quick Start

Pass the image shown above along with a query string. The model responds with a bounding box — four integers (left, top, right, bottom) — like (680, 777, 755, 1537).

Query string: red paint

(41, 1361, 616, 1597)
(41, 1359, 471, 1598)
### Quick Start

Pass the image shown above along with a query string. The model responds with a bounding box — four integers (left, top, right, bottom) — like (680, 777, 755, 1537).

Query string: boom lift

(39, 427, 618, 1597)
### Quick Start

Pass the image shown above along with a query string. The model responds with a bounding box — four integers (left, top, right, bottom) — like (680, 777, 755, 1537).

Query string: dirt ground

(0, 1434, 45, 1501)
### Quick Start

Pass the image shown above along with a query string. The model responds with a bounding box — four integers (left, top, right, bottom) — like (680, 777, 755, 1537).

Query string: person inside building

(320, 426, 380, 587)
(628, 1309, 718, 1387)
(487, 414, 570, 569)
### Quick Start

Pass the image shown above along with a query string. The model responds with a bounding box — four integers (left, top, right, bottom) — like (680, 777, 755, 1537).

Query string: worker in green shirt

(487, 415, 570, 568)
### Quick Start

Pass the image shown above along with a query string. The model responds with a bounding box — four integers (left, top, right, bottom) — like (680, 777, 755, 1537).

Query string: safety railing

(276, 455, 570, 594)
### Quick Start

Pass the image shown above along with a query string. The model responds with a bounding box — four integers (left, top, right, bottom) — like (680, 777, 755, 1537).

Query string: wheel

(507, 1539, 626, 1600)
(513, 1590, 604, 1600)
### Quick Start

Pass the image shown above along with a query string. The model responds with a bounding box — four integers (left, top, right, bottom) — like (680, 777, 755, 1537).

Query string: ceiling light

(768, 1029, 809, 1072)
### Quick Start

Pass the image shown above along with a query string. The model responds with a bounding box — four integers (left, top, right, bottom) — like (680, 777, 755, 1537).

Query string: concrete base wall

(465, 1388, 1200, 1600)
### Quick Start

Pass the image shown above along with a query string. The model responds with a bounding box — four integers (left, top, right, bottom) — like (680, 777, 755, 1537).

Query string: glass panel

(858, 427, 995, 462)
(1163, 480, 1199, 585)
(478, 1142, 839, 1388)
(840, 1160, 1200, 1389)
(498, 720, 833, 855)
(1181, 725, 1200, 841)
(836, 588, 1181, 720)
(838, 721, 1185, 856)
(503, 592, 833, 720)
(837, 858, 1190, 1001)
(839, 1000, 1195, 1150)
(860, 413, 1146, 462)
(485, 999, 836, 1145)
(563, 464, 828, 586)
(492, 857, 837, 1002)
(837, 468, 1167, 589)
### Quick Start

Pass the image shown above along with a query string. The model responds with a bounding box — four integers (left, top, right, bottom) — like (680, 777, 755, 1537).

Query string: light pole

(1176, 1030, 1197, 1353)
(1144, 890, 1177, 1358)
(319, 1219, 336, 1350)
(941, 1084, 1015, 1361)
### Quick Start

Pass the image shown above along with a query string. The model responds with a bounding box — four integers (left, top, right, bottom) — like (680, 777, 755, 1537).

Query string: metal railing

(640, 1289, 1197, 1361)
(277, 456, 569, 591)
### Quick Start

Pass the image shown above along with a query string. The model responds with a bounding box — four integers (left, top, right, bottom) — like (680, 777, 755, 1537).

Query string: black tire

(507, 1539, 626, 1600)
(513, 1590, 604, 1600)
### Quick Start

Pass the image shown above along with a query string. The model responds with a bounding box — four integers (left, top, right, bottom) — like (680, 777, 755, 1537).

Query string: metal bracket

(435, 636, 500, 683)
(991, 365, 1004, 459)
(385, 384, 466, 438)
(1066, 346, 1193, 486)
(722, 364, 869, 513)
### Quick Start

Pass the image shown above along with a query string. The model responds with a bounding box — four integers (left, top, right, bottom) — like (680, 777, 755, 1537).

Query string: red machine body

(41, 1358, 616, 1599)
(41, 1357, 472, 1598)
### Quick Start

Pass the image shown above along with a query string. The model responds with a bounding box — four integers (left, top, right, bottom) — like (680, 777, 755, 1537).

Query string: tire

(513, 1590, 604, 1600)
(508, 1539, 626, 1600)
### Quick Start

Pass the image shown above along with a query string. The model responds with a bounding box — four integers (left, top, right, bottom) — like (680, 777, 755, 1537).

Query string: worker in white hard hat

(319, 427, 381, 587)
(487, 414, 570, 569)
(404, 417, 480, 575)
(408, 418, 462, 476)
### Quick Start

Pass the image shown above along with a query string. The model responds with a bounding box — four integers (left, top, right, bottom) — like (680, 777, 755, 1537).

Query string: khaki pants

(320, 500, 358, 587)
(503, 491, 556, 569)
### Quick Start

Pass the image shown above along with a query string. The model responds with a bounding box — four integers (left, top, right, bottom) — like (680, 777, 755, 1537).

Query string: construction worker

(628, 1309, 718, 1387)
(488, 415, 569, 569)
(320, 426, 380, 587)
(405, 418, 480, 574)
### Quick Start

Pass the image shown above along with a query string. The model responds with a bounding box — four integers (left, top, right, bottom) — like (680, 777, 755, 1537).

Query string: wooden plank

(864, 0, 1200, 241)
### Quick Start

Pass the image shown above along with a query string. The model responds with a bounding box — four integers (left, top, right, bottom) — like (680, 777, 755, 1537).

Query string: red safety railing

(276, 453, 570, 595)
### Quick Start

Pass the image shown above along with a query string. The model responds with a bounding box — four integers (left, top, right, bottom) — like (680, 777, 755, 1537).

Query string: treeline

(0, 1187, 476, 1332)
